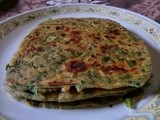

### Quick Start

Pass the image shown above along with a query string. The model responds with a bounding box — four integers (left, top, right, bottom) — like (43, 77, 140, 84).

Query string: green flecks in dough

(6, 64, 15, 73)
(128, 80, 141, 88)
(36, 71, 48, 81)
(119, 74, 131, 80)
(127, 60, 136, 67)
(25, 81, 38, 95)
(73, 51, 83, 57)
(86, 70, 98, 80)
(130, 51, 142, 58)
(50, 63, 58, 72)
(102, 56, 110, 63)
(115, 55, 125, 61)
(102, 77, 112, 83)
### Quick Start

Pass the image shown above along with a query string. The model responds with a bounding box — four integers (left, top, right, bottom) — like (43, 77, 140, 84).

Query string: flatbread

(6, 84, 134, 102)
(6, 18, 152, 91)
(5, 18, 152, 108)
(9, 88, 144, 109)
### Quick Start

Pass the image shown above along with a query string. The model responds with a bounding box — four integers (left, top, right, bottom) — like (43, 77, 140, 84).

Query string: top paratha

(6, 18, 152, 93)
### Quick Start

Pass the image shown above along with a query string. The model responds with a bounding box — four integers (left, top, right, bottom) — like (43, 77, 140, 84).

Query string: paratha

(8, 87, 144, 109)
(5, 84, 135, 102)
(5, 18, 152, 108)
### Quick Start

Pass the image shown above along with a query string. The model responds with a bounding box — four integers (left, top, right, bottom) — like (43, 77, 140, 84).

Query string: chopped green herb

(36, 71, 48, 81)
(87, 70, 98, 79)
(141, 69, 146, 72)
(6, 65, 15, 73)
(31, 62, 38, 68)
(128, 60, 136, 67)
(102, 56, 110, 63)
(39, 64, 45, 68)
(128, 38, 134, 42)
(124, 98, 134, 108)
(119, 74, 131, 80)
(116, 55, 124, 61)
(73, 51, 83, 57)
(102, 77, 111, 83)
(50, 63, 58, 72)
(130, 51, 136, 57)
(14, 59, 24, 68)
(136, 52, 142, 57)
(6, 59, 24, 74)
(128, 81, 140, 88)
(88, 43, 94, 51)
(147, 64, 152, 70)
(130, 51, 142, 57)
(6, 64, 10, 71)
(121, 50, 127, 55)
(25, 81, 38, 95)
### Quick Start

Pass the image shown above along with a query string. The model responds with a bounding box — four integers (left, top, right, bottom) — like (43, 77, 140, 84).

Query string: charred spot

(50, 41, 57, 47)
(64, 48, 75, 52)
(28, 36, 39, 42)
(105, 35, 116, 39)
(67, 36, 81, 44)
(46, 26, 50, 29)
(36, 47, 43, 52)
(34, 31, 39, 36)
(61, 33, 66, 37)
(92, 61, 101, 67)
(101, 65, 128, 74)
(104, 29, 120, 39)
(48, 80, 74, 86)
(109, 29, 120, 35)
(92, 21, 99, 24)
(65, 59, 87, 73)
(55, 26, 64, 30)
(139, 58, 145, 61)
(64, 48, 77, 55)
(48, 81, 64, 86)
(130, 68, 138, 74)
(71, 30, 82, 35)
(65, 27, 70, 31)
(70, 37, 80, 44)
(66, 30, 82, 44)
(88, 33, 101, 41)
(100, 46, 107, 53)
(25, 44, 44, 55)
(55, 26, 61, 30)
(117, 40, 123, 44)
(90, 54, 96, 58)
(100, 45, 118, 53)
(78, 44, 86, 50)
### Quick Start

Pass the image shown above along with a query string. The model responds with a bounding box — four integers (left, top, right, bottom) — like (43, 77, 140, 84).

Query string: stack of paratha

(5, 18, 152, 109)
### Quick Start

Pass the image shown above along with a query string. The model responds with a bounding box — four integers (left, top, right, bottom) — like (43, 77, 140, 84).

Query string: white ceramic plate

(0, 4, 160, 120)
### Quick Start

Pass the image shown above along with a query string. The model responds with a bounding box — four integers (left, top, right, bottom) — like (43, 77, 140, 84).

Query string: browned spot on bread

(88, 33, 101, 41)
(48, 80, 74, 86)
(64, 48, 75, 53)
(100, 45, 118, 54)
(130, 68, 138, 74)
(25, 45, 43, 55)
(65, 59, 87, 74)
(101, 65, 128, 74)
(104, 29, 120, 39)
(50, 41, 57, 47)
(92, 61, 101, 68)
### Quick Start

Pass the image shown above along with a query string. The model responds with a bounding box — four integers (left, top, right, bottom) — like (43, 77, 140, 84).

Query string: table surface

(0, 0, 160, 23)
(0, 0, 160, 119)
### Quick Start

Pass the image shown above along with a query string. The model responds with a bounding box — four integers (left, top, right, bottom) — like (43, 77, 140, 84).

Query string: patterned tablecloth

(0, 0, 160, 23)
(0, 0, 160, 120)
